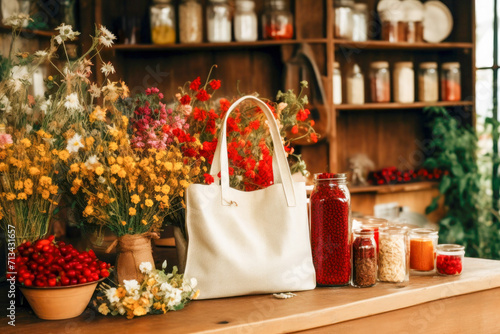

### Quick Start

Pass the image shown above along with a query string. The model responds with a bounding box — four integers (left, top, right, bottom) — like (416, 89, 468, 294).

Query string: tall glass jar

(333, 61, 342, 105)
(347, 63, 364, 104)
(402, 0, 424, 43)
(150, 0, 176, 44)
(310, 173, 351, 286)
(207, 0, 232, 42)
(179, 0, 203, 43)
(441, 62, 461, 101)
(335, 0, 354, 40)
(357, 216, 388, 254)
(436, 244, 464, 276)
(370, 61, 390, 103)
(418, 62, 439, 102)
(262, 0, 294, 40)
(379, 1, 405, 42)
(393, 61, 414, 103)
(378, 226, 409, 284)
(410, 228, 438, 273)
(351, 229, 377, 288)
(234, 0, 258, 42)
(352, 3, 368, 42)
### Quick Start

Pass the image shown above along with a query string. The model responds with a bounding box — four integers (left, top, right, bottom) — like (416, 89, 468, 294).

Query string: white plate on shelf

(423, 1, 453, 43)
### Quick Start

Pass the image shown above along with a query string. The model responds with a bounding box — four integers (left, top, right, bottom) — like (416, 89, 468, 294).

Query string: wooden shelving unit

(87, 0, 475, 217)
(0, 24, 56, 38)
(350, 181, 438, 194)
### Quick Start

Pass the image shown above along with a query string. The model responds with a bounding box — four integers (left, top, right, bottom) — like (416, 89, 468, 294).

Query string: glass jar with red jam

(436, 244, 464, 276)
(356, 216, 388, 254)
(310, 173, 351, 286)
(262, 0, 294, 40)
(351, 228, 377, 288)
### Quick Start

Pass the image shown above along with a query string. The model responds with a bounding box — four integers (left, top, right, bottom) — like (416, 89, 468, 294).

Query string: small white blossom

(64, 92, 83, 112)
(33, 50, 48, 58)
(85, 155, 99, 169)
(0, 96, 12, 114)
(25, 124, 33, 133)
(99, 25, 116, 47)
(105, 287, 119, 303)
(139, 262, 153, 274)
(160, 282, 173, 293)
(2, 14, 31, 28)
(101, 62, 115, 76)
(88, 83, 101, 98)
(66, 133, 84, 153)
(277, 102, 288, 112)
(123, 279, 140, 294)
(98, 176, 106, 184)
(54, 23, 80, 43)
(166, 289, 182, 309)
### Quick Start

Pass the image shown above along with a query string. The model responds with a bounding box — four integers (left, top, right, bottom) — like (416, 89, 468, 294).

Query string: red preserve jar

(310, 173, 351, 286)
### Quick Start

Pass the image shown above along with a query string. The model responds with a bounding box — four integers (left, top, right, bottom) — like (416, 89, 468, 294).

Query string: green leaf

(451, 163, 463, 177)
(439, 175, 451, 194)
(426, 196, 440, 214)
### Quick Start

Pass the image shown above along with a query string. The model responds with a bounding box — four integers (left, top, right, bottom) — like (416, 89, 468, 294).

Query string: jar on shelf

(410, 228, 438, 273)
(262, 0, 294, 40)
(179, 0, 203, 43)
(378, 226, 409, 284)
(402, 0, 424, 43)
(356, 216, 389, 254)
(335, 0, 354, 40)
(370, 61, 391, 103)
(352, 3, 368, 42)
(234, 0, 258, 42)
(436, 244, 464, 276)
(310, 173, 351, 286)
(207, 0, 232, 42)
(150, 0, 176, 44)
(351, 229, 377, 288)
(379, 0, 406, 42)
(441, 62, 462, 101)
(418, 62, 439, 102)
(333, 61, 342, 105)
(393, 61, 414, 103)
(347, 64, 364, 104)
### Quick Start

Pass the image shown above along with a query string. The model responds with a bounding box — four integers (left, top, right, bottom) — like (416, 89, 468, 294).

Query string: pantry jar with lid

(347, 63, 364, 104)
(150, 0, 176, 44)
(207, 0, 232, 42)
(436, 244, 464, 276)
(262, 0, 294, 40)
(357, 216, 388, 254)
(378, 226, 409, 284)
(402, 0, 424, 43)
(441, 62, 461, 101)
(410, 228, 438, 273)
(352, 3, 368, 42)
(310, 173, 351, 286)
(370, 61, 391, 103)
(234, 0, 258, 42)
(335, 0, 354, 40)
(379, 0, 406, 42)
(393, 61, 414, 103)
(333, 61, 342, 104)
(351, 229, 377, 288)
(179, 0, 203, 43)
(418, 62, 439, 102)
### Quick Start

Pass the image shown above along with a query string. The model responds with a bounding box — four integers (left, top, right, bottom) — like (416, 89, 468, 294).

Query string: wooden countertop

(2, 257, 500, 333)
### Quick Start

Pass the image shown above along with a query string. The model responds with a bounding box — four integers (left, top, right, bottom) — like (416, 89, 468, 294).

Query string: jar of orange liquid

(409, 228, 438, 273)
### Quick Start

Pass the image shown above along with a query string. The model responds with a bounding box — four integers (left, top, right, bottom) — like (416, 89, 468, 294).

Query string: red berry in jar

(436, 244, 464, 276)
(310, 173, 351, 286)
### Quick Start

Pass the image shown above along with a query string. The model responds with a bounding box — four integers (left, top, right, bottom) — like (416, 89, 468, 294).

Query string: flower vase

(115, 233, 158, 284)
(173, 226, 188, 273)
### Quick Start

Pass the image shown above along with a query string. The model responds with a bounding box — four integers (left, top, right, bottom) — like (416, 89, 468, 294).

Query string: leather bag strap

(209, 95, 296, 207)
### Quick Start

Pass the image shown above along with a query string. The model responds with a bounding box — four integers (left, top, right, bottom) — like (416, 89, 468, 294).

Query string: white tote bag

(184, 95, 316, 299)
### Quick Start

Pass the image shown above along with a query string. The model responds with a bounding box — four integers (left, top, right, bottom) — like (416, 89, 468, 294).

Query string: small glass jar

(418, 62, 439, 102)
(352, 3, 368, 42)
(352, 229, 377, 288)
(402, 0, 424, 43)
(262, 0, 294, 40)
(335, 0, 354, 40)
(436, 244, 464, 276)
(207, 0, 232, 42)
(150, 0, 176, 44)
(409, 228, 438, 273)
(370, 61, 391, 103)
(333, 61, 342, 105)
(347, 63, 364, 104)
(393, 61, 414, 103)
(441, 62, 461, 101)
(378, 226, 409, 284)
(179, 0, 203, 43)
(380, 2, 406, 42)
(357, 216, 388, 254)
(234, 0, 258, 42)
(310, 173, 351, 286)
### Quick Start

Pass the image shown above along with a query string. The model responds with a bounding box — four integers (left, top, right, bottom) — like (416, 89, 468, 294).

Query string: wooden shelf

(335, 100, 474, 111)
(350, 181, 438, 194)
(334, 40, 474, 50)
(0, 24, 56, 38)
(110, 39, 327, 51)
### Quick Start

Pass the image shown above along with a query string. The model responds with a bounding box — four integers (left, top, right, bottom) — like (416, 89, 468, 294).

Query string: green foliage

(424, 106, 500, 259)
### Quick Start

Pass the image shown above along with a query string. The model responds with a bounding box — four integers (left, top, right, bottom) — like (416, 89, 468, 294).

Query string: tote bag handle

(209, 95, 296, 207)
